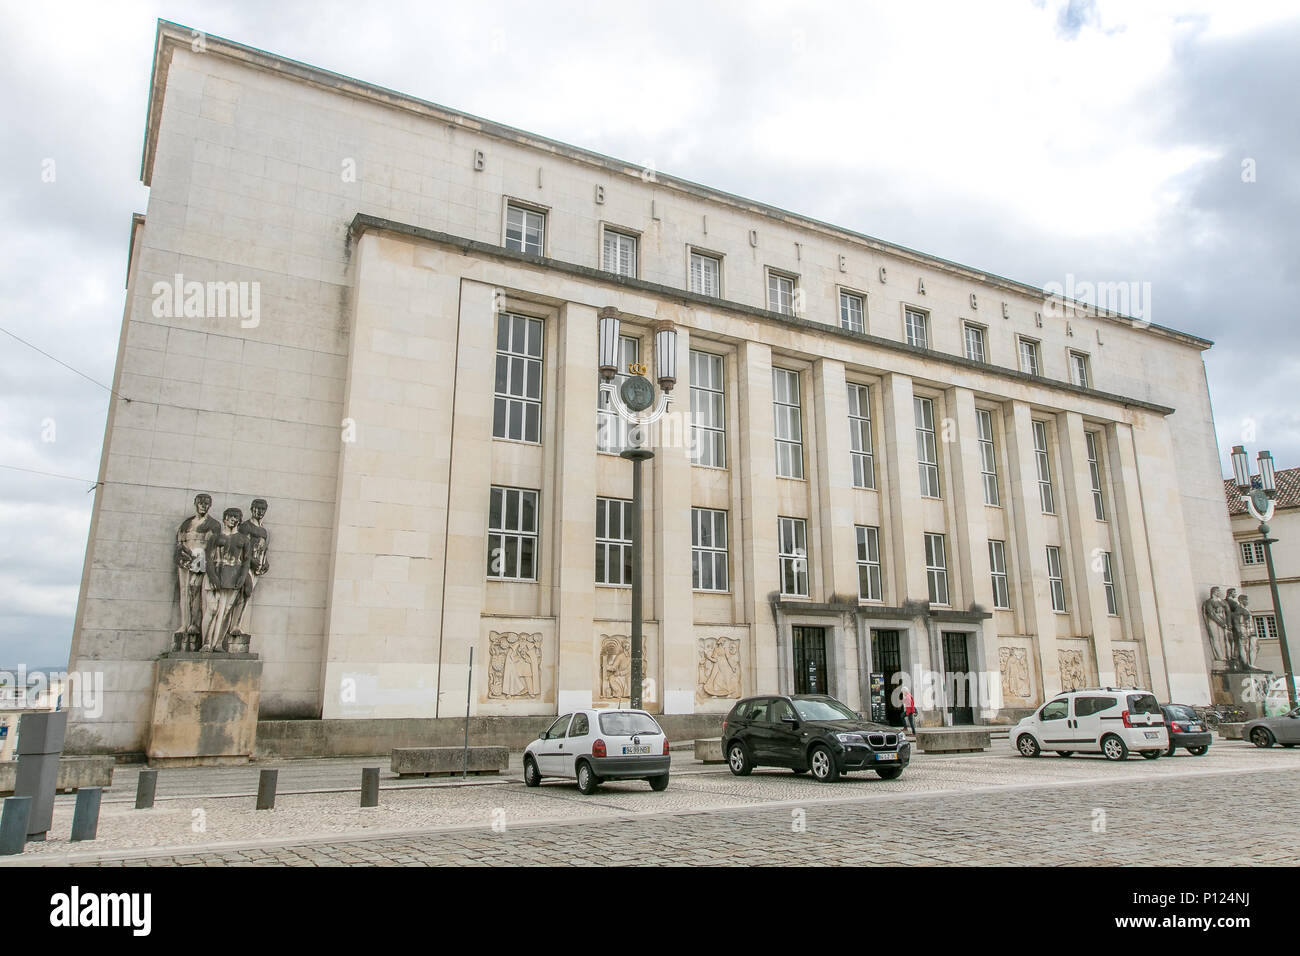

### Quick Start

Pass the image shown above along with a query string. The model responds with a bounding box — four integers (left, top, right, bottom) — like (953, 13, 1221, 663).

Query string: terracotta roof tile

(1224, 466, 1300, 515)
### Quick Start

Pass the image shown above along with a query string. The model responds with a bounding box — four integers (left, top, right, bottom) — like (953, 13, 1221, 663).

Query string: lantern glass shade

(1259, 450, 1277, 494)
(655, 326, 678, 391)
(1231, 445, 1251, 492)
(598, 314, 621, 380)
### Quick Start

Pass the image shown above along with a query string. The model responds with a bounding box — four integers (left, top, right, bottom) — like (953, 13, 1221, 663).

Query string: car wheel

(808, 745, 840, 783)
(1141, 750, 1160, 760)
(1188, 746, 1209, 756)
(1016, 734, 1041, 758)
(1055, 751, 1073, 758)
(647, 774, 669, 792)
(1101, 734, 1128, 761)
(1165, 741, 1176, 757)
(576, 760, 600, 794)
(876, 766, 904, 780)
(1251, 728, 1274, 748)
(523, 755, 541, 787)
(726, 742, 753, 776)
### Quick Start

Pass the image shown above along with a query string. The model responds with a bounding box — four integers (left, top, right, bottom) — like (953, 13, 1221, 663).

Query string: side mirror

(538, 731, 548, 740)
(781, 715, 799, 725)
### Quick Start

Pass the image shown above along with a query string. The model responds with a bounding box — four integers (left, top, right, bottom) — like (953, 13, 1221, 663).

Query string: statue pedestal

(147, 652, 263, 767)
(1209, 668, 1272, 718)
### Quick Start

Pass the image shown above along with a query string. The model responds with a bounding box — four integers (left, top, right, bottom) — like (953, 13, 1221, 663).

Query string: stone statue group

(174, 493, 270, 654)
(1201, 586, 1261, 672)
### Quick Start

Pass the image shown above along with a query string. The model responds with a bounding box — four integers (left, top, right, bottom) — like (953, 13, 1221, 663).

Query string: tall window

(915, 396, 940, 498)
(692, 508, 729, 592)
(925, 533, 949, 606)
(690, 350, 726, 467)
(905, 308, 928, 348)
(690, 251, 720, 296)
(1070, 351, 1091, 388)
(778, 517, 809, 597)
(487, 486, 538, 581)
(1255, 615, 1278, 641)
(602, 229, 637, 277)
(856, 526, 882, 601)
(1046, 545, 1066, 612)
(768, 271, 796, 315)
(1018, 338, 1041, 375)
(1241, 541, 1266, 565)
(504, 203, 545, 255)
(1085, 431, 1105, 521)
(1033, 420, 1054, 514)
(598, 335, 639, 453)
(1100, 551, 1118, 616)
(977, 408, 999, 506)
(594, 498, 633, 586)
(988, 540, 1010, 609)
(847, 383, 875, 489)
(840, 291, 865, 333)
(773, 368, 804, 479)
(494, 312, 543, 443)
(964, 324, 986, 363)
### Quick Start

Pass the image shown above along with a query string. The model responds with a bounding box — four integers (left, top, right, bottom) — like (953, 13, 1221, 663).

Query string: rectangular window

(493, 312, 543, 443)
(840, 291, 866, 333)
(778, 517, 809, 597)
(915, 396, 940, 498)
(847, 382, 875, 489)
(925, 533, 949, 606)
(768, 271, 796, 315)
(692, 508, 729, 592)
(977, 408, 1000, 506)
(1101, 551, 1118, 616)
(689, 350, 726, 468)
(856, 525, 882, 601)
(989, 540, 1010, 609)
(597, 335, 639, 453)
(690, 251, 720, 296)
(905, 308, 928, 348)
(1019, 338, 1041, 376)
(773, 367, 804, 479)
(595, 497, 633, 586)
(964, 324, 986, 363)
(1046, 545, 1066, 612)
(1086, 431, 1105, 521)
(1070, 351, 1091, 388)
(1033, 420, 1055, 514)
(487, 486, 538, 581)
(1255, 615, 1278, 641)
(602, 229, 638, 277)
(1241, 541, 1266, 565)
(504, 203, 545, 255)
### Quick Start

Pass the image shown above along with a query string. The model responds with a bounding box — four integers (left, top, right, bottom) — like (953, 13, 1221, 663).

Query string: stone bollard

(256, 769, 278, 810)
(71, 788, 103, 842)
(360, 767, 379, 807)
(0, 796, 33, 855)
(135, 769, 158, 809)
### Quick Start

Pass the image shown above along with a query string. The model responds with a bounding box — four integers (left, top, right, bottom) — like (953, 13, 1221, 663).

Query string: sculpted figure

(699, 638, 741, 698)
(601, 638, 630, 700)
(1201, 586, 1228, 664)
(1225, 588, 1248, 669)
(1237, 593, 1258, 670)
(202, 508, 251, 652)
(174, 494, 220, 651)
(503, 634, 540, 698)
(231, 499, 269, 641)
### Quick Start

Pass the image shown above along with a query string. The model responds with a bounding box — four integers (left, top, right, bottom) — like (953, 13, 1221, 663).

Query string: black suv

(722, 694, 911, 782)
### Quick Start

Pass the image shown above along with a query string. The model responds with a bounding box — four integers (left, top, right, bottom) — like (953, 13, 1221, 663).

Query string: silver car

(1242, 708, 1300, 748)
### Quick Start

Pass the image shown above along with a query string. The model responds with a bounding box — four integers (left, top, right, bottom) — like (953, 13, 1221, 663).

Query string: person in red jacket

(901, 686, 917, 734)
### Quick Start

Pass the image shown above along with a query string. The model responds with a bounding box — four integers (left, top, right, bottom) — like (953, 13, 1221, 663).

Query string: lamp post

(1231, 444, 1297, 711)
(598, 307, 676, 711)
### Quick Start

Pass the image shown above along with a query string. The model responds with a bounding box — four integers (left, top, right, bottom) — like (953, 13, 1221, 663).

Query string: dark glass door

(792, 627, 827, 695)
(871, 629, 903, 726)
(942, 631, 974, 724)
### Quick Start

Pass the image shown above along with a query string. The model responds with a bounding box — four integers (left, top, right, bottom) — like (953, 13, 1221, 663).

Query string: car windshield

(599, 712, 661, 737)
(1165, 705, 1198, 721)
(1127, 694, 1161, 715)
(792, 697, 859, 721)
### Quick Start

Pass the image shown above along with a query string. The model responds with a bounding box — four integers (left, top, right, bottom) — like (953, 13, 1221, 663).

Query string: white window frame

(598, 334, 639, 454)
(689, 249, 722, 297)
(778, 516, 810, 598)
(1241, 541, 1266, 566)
(504, 201, 546, 256)
(989, 540, 1010, 609)
(1046, 545, 1066, 612)
(773, 367, 804, 480)
(925, 532, 949, 606)
(767, 270, 797, 316)
(692, 507, 729, 592)
(964, 323, 987, 363)
(904, 308, 929, 348)
(1086, 431, 1105, 521)
(493, 312, 543, 444)
(1019, 337, 1041, 376)
(1255, 614, 1278, 641)
(487, 486, 539, 581)
(601, 227, 638, 278)
(595, 497, 633, 586)
(1070, 351, 1091, 388)
(1033, 420, 1055, 514)
(1101, 550, 1118, 616)
(915, 396, 940, 498)
(977, 408, 1000, 507)
(689, 350, 726, 468)
(856, 525, 882, 602)
(840, 290, 866, 333)
(847, 382, 875, 490)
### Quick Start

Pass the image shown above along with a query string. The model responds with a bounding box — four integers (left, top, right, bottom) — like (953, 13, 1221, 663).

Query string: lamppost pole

(622, 444, 653, 710)
(1261, 534, 1297, 711)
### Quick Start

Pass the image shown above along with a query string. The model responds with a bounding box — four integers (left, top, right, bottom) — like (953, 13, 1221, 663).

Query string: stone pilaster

(1060, 412, 1116, 684)
(736, 341, 780, 694)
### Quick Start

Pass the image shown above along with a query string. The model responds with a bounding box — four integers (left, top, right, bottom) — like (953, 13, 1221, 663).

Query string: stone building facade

(67, 22, 1235, 753)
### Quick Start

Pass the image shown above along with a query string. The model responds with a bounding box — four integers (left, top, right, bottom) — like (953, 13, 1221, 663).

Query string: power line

(0, 325, 130, 402)
(0, 463, 100, 492)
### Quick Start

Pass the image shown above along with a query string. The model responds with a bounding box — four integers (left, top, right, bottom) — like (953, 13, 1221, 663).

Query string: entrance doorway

(942, 631, 975, 724)
(792, 627, 828, 695)
(871, 629, 904, 727)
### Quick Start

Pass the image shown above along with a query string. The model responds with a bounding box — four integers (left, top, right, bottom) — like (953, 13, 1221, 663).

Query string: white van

(1012, 689, 1168, 760)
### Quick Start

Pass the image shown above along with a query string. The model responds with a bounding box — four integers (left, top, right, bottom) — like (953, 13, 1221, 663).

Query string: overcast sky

(2, 0, 1297, 668)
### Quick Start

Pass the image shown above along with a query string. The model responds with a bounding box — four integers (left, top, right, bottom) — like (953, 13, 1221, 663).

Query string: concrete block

(694, 738, 725, 764)
(914, 728, 991, 753)
(390, 746, 507, 776)
(147, 654, 263, 766)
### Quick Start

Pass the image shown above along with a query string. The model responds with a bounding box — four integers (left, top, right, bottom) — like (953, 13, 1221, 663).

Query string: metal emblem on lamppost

(619, 364, 655, 413)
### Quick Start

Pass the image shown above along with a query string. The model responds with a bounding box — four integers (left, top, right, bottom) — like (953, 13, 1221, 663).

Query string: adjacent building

(66, 21, 1236, 755)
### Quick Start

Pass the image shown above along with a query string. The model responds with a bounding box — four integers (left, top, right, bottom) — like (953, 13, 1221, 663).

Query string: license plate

(875, 752, 899, 761)
(1144, 732, 1159, 739)
(622, 745, 651, 755)
(1190, 724, 1203, 732)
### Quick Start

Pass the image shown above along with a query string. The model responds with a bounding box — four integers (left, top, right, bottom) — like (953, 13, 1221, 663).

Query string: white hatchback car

(1012, 689, 1168, 760)
(523, 708, 671, 794)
